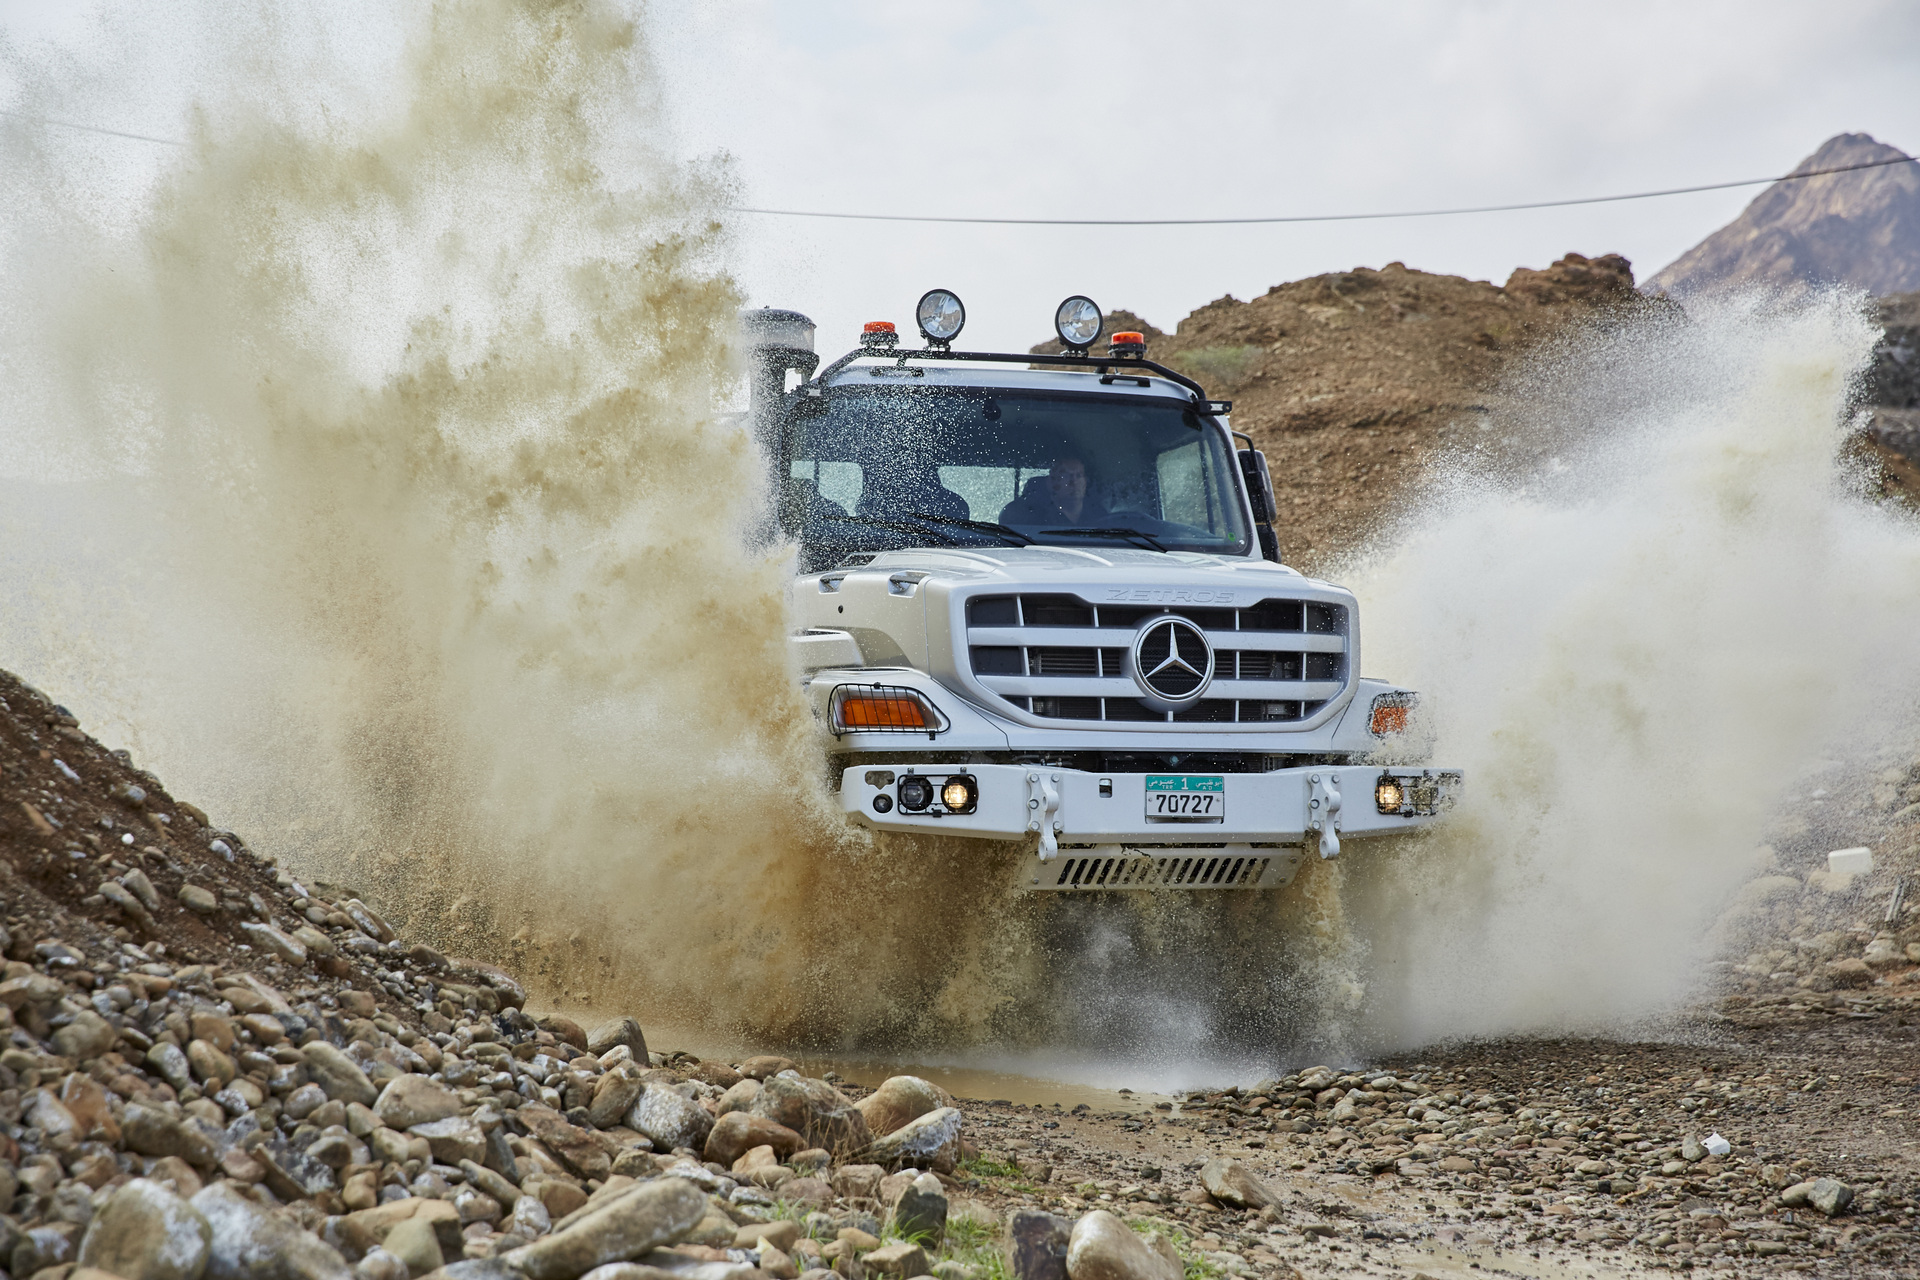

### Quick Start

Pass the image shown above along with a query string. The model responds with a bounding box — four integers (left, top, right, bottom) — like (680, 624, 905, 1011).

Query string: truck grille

(964, 593, 1348, 726)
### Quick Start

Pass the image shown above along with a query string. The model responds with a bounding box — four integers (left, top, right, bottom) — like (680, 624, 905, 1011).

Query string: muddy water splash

(0, 0, 1047, 1045)
(1338, 292, 1920, 1048)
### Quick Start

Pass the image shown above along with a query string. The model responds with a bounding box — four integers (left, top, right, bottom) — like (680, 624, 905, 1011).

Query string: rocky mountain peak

(1646, 132, 1920, 298)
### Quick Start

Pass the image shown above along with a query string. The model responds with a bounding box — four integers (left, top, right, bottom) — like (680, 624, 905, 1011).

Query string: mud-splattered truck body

(746, 295, 1461, 891)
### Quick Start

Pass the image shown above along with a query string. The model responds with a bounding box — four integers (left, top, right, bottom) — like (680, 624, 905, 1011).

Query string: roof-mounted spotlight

(1054, 296, 1103, 353)
(916, 289, 966, 348)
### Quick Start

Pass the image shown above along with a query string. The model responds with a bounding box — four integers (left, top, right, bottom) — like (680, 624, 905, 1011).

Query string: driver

(1000, 454, 1105, 528)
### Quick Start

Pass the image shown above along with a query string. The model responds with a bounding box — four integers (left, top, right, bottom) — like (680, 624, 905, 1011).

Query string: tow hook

(1309, 772, 1343, 859)
(1027, 771, 1062, 861)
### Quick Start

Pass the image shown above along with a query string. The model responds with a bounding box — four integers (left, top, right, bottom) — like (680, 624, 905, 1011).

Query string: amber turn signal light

(1368, 692, 1415, 736)
(828, 684, 950, 735)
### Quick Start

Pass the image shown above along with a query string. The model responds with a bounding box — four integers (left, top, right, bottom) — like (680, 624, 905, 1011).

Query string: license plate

(1145, 774, 1225, 821)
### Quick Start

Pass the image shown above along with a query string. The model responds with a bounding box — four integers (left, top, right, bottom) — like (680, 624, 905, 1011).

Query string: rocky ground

(2, 667, 1918, 1280)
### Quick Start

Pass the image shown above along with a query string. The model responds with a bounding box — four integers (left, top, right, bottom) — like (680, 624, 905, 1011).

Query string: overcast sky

(5, 0, 1919, 354)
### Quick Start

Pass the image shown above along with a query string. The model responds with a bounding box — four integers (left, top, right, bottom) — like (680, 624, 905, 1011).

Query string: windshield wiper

(898, 512, 1034, 546)
(1038, 526, 1169, 552)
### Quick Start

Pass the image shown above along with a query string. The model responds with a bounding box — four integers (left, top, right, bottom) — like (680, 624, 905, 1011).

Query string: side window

(1156, 441, 1214, 528)
(791, 460, 864, 511)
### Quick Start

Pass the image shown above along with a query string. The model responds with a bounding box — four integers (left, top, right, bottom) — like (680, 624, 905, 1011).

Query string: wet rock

(587, 1018, 649, 1061)
(194, 1181, 353, 1280)
(752, 1076, 872, 1157)
(629, 1083, 715, 1152)
(1782, 1177, 1854, 1216)
(76, 1177, 212, 1280)
(891, 1172, 947, 1242)
(53, 1009, 117, 1060)
(536, 1015, 588, 1051)
(860, 1106, 960, 1172)
(376, 1074, 464, 1129)
(502, 1176, 707, 1280)
(1065, 1211, 1180, 1280)
(1009, 1213, 1073, 1280)
(737, 1056, 798, 1081)
(410, 1115, 488, 1166)
(1198, 1157, 1278, 1210)
(124, 1104, 218, 1169)
(705, 1111, 805, 1167)
(855, 1076, 954, 1139)
(303, 1042, 378, 1107)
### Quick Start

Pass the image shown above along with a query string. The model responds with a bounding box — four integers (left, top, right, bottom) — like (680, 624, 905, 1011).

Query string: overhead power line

(5, 105, 1913, 228)
(732, 153, 1920, 226)
(0, 107, 183, 147)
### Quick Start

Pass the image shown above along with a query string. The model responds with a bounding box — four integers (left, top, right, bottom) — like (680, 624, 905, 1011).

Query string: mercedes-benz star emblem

(1126, 615, 1215, 711)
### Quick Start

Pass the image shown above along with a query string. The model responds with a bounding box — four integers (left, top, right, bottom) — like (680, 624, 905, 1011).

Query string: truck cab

(751, 292, 1460, 891)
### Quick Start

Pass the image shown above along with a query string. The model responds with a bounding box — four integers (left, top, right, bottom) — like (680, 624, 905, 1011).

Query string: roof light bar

(1054, 296, 1102, 351)
(916, 289, 966, 347)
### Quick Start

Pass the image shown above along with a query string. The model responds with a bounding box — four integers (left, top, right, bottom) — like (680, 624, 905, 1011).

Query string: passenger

(1000, 455, 1104, 527)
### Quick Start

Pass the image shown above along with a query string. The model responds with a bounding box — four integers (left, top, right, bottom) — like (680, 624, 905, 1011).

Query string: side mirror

(1237, 448, 1277, 523)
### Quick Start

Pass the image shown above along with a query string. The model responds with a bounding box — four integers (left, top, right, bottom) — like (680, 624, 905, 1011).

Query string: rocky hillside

(1032, 253, 1653, 568)
(1646, 133, 1920, 299)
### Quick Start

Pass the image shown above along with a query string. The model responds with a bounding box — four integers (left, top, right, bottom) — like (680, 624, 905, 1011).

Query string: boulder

(337, 1198, 462, 1258)
(704, 1111, 805, 1167)
(733, 1221, 802, 1252)
(53, 1011, 118, 1060)
(863, 1242, 930, 1279)
(517, 1104, 614, 1180)
(193, 1181, 353, 1280)
(589, 1070, 646, 1130)
(188, 1039, 237, 1088)
(536, 1015, 588, 1051)
(146, 1042, 195, 1093)
(1823, 958, 1873, 988)
(831, 1164, 883, 1203)
(892, 1172, 947, 1242)
(860, 1106, 960, 1172)
(239, 922, 308, 965)
(123, 1105, 218, 1169)
(1782, 1178, 1854, 1216)
(587, 1017, 649, 1061)
(76, 1178, 212, 1280)
(737, 1056, 798, 1081)
(628, 1084, 715, 1152)
(502, 1176, 708, 1280)
(855, 1076, 954, 1138)
(714, 1079, 762, 1117)
(384, 1217, 445, 1276)
(1064, 1211, 1181, 1280)
(409, 1116, 488, 1167)
(1198, 1157, 1279, 1210)
(60, 1074, 121, 1144)
(751, 1076, 871, 1156)
(1008, 1210, 1072, 1280)
(375, 1074, 464, 1129)
(302, 1042, 377, 1107)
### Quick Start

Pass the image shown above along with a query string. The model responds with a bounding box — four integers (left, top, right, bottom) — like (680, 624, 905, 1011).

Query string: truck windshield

(784, 385, 1250, 567)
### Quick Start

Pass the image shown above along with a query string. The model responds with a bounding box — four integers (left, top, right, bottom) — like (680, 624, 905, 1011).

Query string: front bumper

(840, 763, 1462, 890)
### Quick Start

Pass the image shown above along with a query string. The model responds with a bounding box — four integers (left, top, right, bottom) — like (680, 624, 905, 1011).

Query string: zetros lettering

(1105, 588, 1239, 604)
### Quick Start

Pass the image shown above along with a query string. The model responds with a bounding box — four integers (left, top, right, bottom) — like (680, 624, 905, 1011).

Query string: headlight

(940, 776, 978, 814)
(1375, 778, 1404, 814)
(897, 776, 934, 811)
(916, 289, 966, 344)
(1054, 295, 1102, 348)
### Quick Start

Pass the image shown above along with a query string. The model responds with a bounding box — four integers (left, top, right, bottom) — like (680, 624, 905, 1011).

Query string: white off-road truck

(744, 292, 1461, 892)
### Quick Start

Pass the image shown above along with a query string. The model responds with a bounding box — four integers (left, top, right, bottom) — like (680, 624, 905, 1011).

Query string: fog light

(941, 777, 977, 813)
(916, 289, 966, 345)
(1375, 778, 1404, 814)
(872, 793, 893, 813)
(898, 776, 933, 811)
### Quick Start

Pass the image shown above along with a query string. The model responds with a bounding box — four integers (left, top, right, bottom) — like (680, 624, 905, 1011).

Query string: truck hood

(836, 545, 1329, 590)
